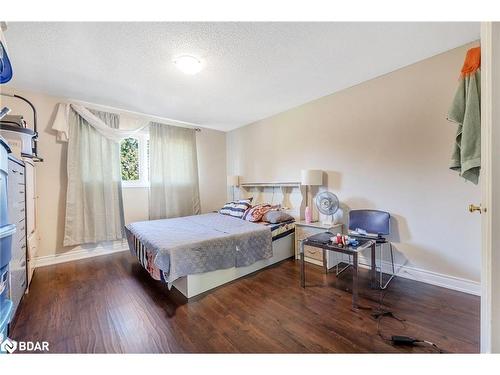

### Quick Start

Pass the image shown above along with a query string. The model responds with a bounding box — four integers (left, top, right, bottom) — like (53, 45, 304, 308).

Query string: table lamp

(301, 169, 323, 223)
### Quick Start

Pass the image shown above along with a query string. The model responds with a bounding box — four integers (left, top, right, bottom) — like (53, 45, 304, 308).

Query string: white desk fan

(315, 191, 339, 225)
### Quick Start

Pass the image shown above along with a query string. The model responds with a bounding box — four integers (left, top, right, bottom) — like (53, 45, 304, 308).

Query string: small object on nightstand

(301, 169, 323, 224)
(304, 206, 312, 224)
(331, 233, 359, 247)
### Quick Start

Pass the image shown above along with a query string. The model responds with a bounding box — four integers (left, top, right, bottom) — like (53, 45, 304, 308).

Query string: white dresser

(7, 155, 38, 318)
(23, 158, 38, 287)
(294, 221, 343, 268)
(7, 156, 27, 316)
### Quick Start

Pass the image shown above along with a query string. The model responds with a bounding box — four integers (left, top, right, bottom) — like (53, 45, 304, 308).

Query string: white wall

(227, 43, 481, 290)
(0, 87, 227, 258)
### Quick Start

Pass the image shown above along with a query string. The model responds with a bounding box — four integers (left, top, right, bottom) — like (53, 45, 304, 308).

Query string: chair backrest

(348, 209, 390, 236)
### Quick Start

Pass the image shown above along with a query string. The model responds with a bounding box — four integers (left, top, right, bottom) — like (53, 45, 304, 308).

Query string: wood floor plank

(9, 252, 480, 353)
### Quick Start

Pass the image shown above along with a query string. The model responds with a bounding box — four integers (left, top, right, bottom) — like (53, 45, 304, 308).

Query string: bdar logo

(1, 338, 18, 353)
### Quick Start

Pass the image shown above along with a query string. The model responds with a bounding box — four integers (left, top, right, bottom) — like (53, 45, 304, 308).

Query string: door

(479, 22, 500, 353)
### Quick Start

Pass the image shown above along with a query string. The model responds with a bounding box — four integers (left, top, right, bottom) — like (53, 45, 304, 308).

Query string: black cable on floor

(369, 283, 446, 353)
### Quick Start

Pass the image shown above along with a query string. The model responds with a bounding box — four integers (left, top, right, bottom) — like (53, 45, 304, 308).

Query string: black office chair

(348, 209, 395, 289)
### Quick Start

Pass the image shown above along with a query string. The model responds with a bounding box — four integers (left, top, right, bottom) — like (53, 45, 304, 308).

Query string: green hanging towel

(447, 47, 481, 185)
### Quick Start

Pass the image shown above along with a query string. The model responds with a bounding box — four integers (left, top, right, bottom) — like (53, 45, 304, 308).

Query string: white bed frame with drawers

(171, 182, 305, 298)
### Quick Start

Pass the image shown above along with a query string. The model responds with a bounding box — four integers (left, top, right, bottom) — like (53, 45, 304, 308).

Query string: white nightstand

(294, 221, 343, 267)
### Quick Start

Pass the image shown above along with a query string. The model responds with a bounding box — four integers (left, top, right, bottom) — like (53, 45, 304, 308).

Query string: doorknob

(468, 204, 483, 214)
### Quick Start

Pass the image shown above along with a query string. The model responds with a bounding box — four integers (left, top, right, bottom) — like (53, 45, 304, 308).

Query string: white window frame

(121, 132, 150, 188)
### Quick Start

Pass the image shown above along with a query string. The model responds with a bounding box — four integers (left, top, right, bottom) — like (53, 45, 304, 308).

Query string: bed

(126, 182, 304, 298)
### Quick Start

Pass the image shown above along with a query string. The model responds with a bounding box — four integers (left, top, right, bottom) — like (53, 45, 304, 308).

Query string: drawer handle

(19, 260, 26, 267)
(21, 281, 26, 288)
(11, 169, 18, 174)
(306, 249, 320, 254)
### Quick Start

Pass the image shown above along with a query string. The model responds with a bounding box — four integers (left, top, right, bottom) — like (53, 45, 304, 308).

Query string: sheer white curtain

(149, 122, 201, 220)
(63, 108, 125, 246)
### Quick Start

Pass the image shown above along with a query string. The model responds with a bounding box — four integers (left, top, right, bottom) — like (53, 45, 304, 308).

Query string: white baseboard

(34, 241, 130, 268)
(355, 254, 481, 296)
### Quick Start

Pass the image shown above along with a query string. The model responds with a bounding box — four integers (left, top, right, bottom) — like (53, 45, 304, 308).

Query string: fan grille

(315, 191, 339, 215)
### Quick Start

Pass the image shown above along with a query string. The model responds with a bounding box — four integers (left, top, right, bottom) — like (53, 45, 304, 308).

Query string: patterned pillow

(243, 203, 280, 222)
(219, 198, 253, 219)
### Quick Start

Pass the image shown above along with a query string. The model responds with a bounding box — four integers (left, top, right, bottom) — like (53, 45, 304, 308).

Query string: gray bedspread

(125, 213, 272, 284)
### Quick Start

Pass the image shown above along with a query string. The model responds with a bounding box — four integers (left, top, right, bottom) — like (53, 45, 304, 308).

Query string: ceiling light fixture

(173, 55, 203, 75)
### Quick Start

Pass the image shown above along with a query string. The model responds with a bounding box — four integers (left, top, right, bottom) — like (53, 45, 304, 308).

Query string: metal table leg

(300, 240, 305, 288)
(370, 243, 377, 288)
(323, 249, 328, 274)
(352, 252, 359, 308)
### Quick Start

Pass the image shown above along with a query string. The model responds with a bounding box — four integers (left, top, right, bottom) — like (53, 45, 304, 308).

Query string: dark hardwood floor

(10, 252, 480, 353)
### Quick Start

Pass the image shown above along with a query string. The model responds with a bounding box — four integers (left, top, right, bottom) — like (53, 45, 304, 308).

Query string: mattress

(126, 214, 295, 286)
(126, 213, 273, 285)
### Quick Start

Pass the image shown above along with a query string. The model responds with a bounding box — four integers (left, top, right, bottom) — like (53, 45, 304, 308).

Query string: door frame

(480, 21, 500, 353)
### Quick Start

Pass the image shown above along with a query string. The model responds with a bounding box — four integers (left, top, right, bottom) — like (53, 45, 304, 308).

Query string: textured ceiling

(4, 22, 479, 131)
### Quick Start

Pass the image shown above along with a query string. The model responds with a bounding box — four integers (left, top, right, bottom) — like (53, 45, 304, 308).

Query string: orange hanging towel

(460, 46, 481, 77)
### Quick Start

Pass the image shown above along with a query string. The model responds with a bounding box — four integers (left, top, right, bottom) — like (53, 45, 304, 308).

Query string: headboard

(238, 182, 305, 221)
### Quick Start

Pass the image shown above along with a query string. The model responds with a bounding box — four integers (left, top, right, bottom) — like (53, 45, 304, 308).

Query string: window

(120, 138, 139, 181)
(120, 133, 149, 187)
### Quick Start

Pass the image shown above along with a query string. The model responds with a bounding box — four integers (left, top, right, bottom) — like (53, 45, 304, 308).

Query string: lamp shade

(227, 175, 240, 186)
(301, 169, 323, 186)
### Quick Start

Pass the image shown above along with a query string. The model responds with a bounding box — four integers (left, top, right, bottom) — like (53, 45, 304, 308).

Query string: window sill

(122, 183, 150, 189)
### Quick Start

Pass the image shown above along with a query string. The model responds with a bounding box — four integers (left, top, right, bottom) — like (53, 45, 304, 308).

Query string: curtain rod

(68, 99, 203, 132)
